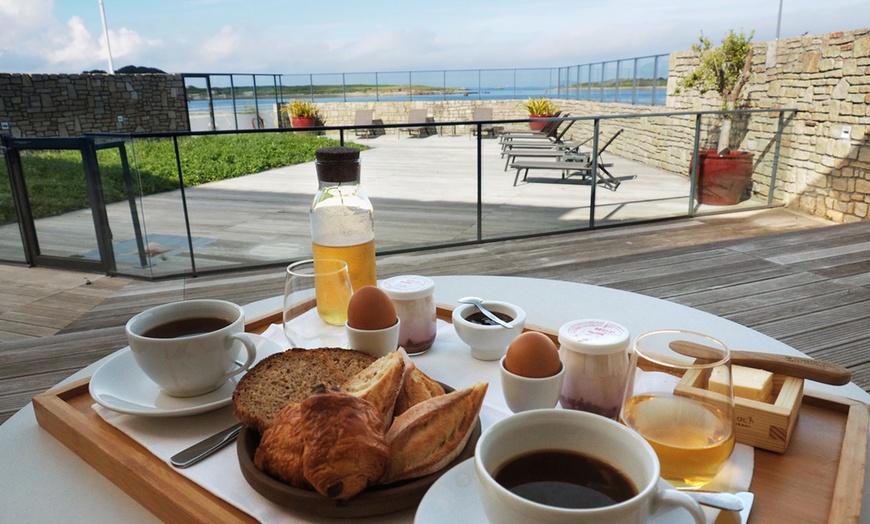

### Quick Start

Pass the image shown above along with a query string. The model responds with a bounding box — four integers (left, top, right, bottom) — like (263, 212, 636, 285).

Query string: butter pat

(710, 365, 773, 403)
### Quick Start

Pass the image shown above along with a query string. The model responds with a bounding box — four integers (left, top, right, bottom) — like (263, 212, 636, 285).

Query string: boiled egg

(347, 286, 397, 330)
(503, 332, 561, 378)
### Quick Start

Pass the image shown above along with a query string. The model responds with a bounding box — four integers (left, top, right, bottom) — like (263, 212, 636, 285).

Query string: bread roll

(382, 382, 487, 484)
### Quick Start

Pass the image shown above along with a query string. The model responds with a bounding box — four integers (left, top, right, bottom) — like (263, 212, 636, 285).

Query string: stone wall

(667, 29, 870, 222)
(0, 73, 188, 137)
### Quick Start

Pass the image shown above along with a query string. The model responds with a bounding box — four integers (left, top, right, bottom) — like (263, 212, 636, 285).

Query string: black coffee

(142, 317, 231, 339)
(494, 450, 637, 509)
(464, 311, 514, 326)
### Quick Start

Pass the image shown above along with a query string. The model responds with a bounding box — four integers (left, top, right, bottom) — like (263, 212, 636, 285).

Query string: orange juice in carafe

(310, 147, 376, 292)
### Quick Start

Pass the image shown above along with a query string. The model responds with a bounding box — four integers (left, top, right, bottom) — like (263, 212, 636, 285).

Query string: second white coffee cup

(125, 299, 258, 397)
(474, 409, 705, 524)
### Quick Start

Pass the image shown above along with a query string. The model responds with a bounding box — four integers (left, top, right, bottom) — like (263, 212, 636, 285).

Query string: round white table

(1, 276, 867, 523)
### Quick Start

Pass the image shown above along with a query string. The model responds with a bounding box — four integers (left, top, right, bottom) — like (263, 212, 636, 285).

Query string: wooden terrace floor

(2, 207, 869, 424)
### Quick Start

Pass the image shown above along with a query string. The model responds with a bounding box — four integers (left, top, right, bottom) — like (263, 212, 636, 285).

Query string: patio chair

(354, 109, 377, 138)
(470, 107, 503, 138)
(509, 129, 624, 190)
(398, 108, 431, 138)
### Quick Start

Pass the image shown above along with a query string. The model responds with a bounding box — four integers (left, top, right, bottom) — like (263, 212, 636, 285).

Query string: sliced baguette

(393, 363, 445, 416)
(341, 349, 408, 431)
(381, 382, 487, 484)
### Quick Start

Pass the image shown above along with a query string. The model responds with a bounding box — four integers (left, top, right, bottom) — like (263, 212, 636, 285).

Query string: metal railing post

(689, 114, 703, 217)
(769, 112, 787, 205)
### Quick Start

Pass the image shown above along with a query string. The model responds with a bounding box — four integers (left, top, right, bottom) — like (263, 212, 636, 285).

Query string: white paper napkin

(94, 317, 753, 523)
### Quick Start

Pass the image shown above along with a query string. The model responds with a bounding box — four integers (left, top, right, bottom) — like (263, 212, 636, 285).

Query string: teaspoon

(457, 296, 513, 328)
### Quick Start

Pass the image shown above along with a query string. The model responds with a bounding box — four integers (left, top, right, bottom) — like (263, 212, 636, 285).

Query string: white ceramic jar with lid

(558, 319, 630, 419)
(379, 275, 436, 355)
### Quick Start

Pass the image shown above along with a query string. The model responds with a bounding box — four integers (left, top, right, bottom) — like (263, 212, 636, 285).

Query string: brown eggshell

(347, 286, 397, 330)
(504, 332, 561, 378)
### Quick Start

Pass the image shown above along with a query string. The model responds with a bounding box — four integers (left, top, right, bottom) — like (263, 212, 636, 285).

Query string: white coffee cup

(125, 299, 258, 397)
(474, 409, 705, 524)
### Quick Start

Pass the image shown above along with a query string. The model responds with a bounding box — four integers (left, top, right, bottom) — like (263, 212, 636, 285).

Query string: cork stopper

(315, 146, 361, 183)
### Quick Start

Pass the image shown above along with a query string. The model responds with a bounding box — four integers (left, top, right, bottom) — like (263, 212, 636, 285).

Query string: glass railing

(183, 55, 669, 132)
(0, 107, 795, 278)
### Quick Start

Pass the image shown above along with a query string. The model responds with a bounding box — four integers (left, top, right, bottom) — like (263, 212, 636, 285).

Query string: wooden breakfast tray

(32, 308, 870, 523)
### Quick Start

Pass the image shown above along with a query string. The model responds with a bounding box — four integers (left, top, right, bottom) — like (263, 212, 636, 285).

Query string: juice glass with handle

(620, 329, 735, 489)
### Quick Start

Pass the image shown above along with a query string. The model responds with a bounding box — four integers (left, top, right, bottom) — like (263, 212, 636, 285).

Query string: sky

(0, 0, 866, 75)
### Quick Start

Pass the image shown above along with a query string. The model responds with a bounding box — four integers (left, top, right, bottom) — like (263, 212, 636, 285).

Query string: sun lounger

(501, 144, 592, 171)
(398, 108, 431, 138)
(508, 129, 624, 190)
(500, 119, 577, 151)
(354, 109, 376, 138)
(499, 111, 564, 139)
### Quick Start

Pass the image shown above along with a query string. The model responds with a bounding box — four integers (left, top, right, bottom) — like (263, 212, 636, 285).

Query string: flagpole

(98, 0, 115, 74)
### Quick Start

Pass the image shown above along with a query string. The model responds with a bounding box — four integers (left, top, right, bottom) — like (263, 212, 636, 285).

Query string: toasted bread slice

(394, 363, 445, 416)
(381, 382, 487, 484)
(342, 349, 408, 431)
(233, 347, 376, 433)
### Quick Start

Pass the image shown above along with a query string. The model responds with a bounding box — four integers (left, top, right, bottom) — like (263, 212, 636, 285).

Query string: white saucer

(89, 334, 283, 417)
(414, 458, 703, 524)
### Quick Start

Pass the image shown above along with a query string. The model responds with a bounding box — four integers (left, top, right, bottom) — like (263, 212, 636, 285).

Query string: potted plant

(679, 29, 755, 205)
(523, 97, 558, 131)
(281, 100, 319, 128)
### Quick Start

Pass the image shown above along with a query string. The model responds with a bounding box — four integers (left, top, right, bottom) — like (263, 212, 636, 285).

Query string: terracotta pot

(291, 116, 316, 128)
(528, 114, 552, 131)
(692, 150, 755, 205)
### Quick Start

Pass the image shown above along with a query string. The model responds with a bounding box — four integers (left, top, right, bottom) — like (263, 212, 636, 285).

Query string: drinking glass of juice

(620, 329, 735, 489)
(284, 259, 353, 343)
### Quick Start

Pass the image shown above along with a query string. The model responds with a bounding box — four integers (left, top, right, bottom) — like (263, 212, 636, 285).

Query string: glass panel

(0, 152, 27, 263)
(22, 149, 101, 259)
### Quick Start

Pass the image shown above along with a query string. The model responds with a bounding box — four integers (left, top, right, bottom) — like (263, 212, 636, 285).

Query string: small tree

(679, 29, 754, 153)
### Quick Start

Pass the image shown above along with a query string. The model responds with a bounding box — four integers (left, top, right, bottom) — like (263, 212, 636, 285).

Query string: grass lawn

(1, 133, 362, 226)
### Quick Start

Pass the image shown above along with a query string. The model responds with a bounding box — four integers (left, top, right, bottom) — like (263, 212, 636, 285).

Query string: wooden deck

(2, 206, 869, 424)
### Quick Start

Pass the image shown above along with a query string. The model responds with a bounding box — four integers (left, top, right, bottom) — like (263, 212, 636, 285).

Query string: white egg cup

(500, 356, 565, 412)
(345, 319, 401, 358)
(452, 301, 526, 361)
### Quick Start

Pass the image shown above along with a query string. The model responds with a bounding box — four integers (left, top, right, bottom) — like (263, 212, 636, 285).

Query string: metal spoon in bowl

(457, 297, 513, 328)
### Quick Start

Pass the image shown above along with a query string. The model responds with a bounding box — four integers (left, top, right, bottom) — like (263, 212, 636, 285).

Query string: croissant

(253, 402, 308, 488)
(300, 387, 389, 500)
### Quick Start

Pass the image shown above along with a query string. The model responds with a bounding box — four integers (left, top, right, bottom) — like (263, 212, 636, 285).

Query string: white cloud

(45, 16, 101, 66)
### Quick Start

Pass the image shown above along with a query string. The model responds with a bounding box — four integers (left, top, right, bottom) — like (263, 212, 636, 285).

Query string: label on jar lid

(558, 319, 630, 355)
(379, 275, 434, 300)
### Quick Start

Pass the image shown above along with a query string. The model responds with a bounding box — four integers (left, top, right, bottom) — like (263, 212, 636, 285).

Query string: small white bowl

(346, 319, 401, 358)
(452, 301, 526, 361)
(500, 357, 565, 413)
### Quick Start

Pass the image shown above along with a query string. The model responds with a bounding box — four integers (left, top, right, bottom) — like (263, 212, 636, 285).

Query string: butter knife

(170, 423, 244, 468)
